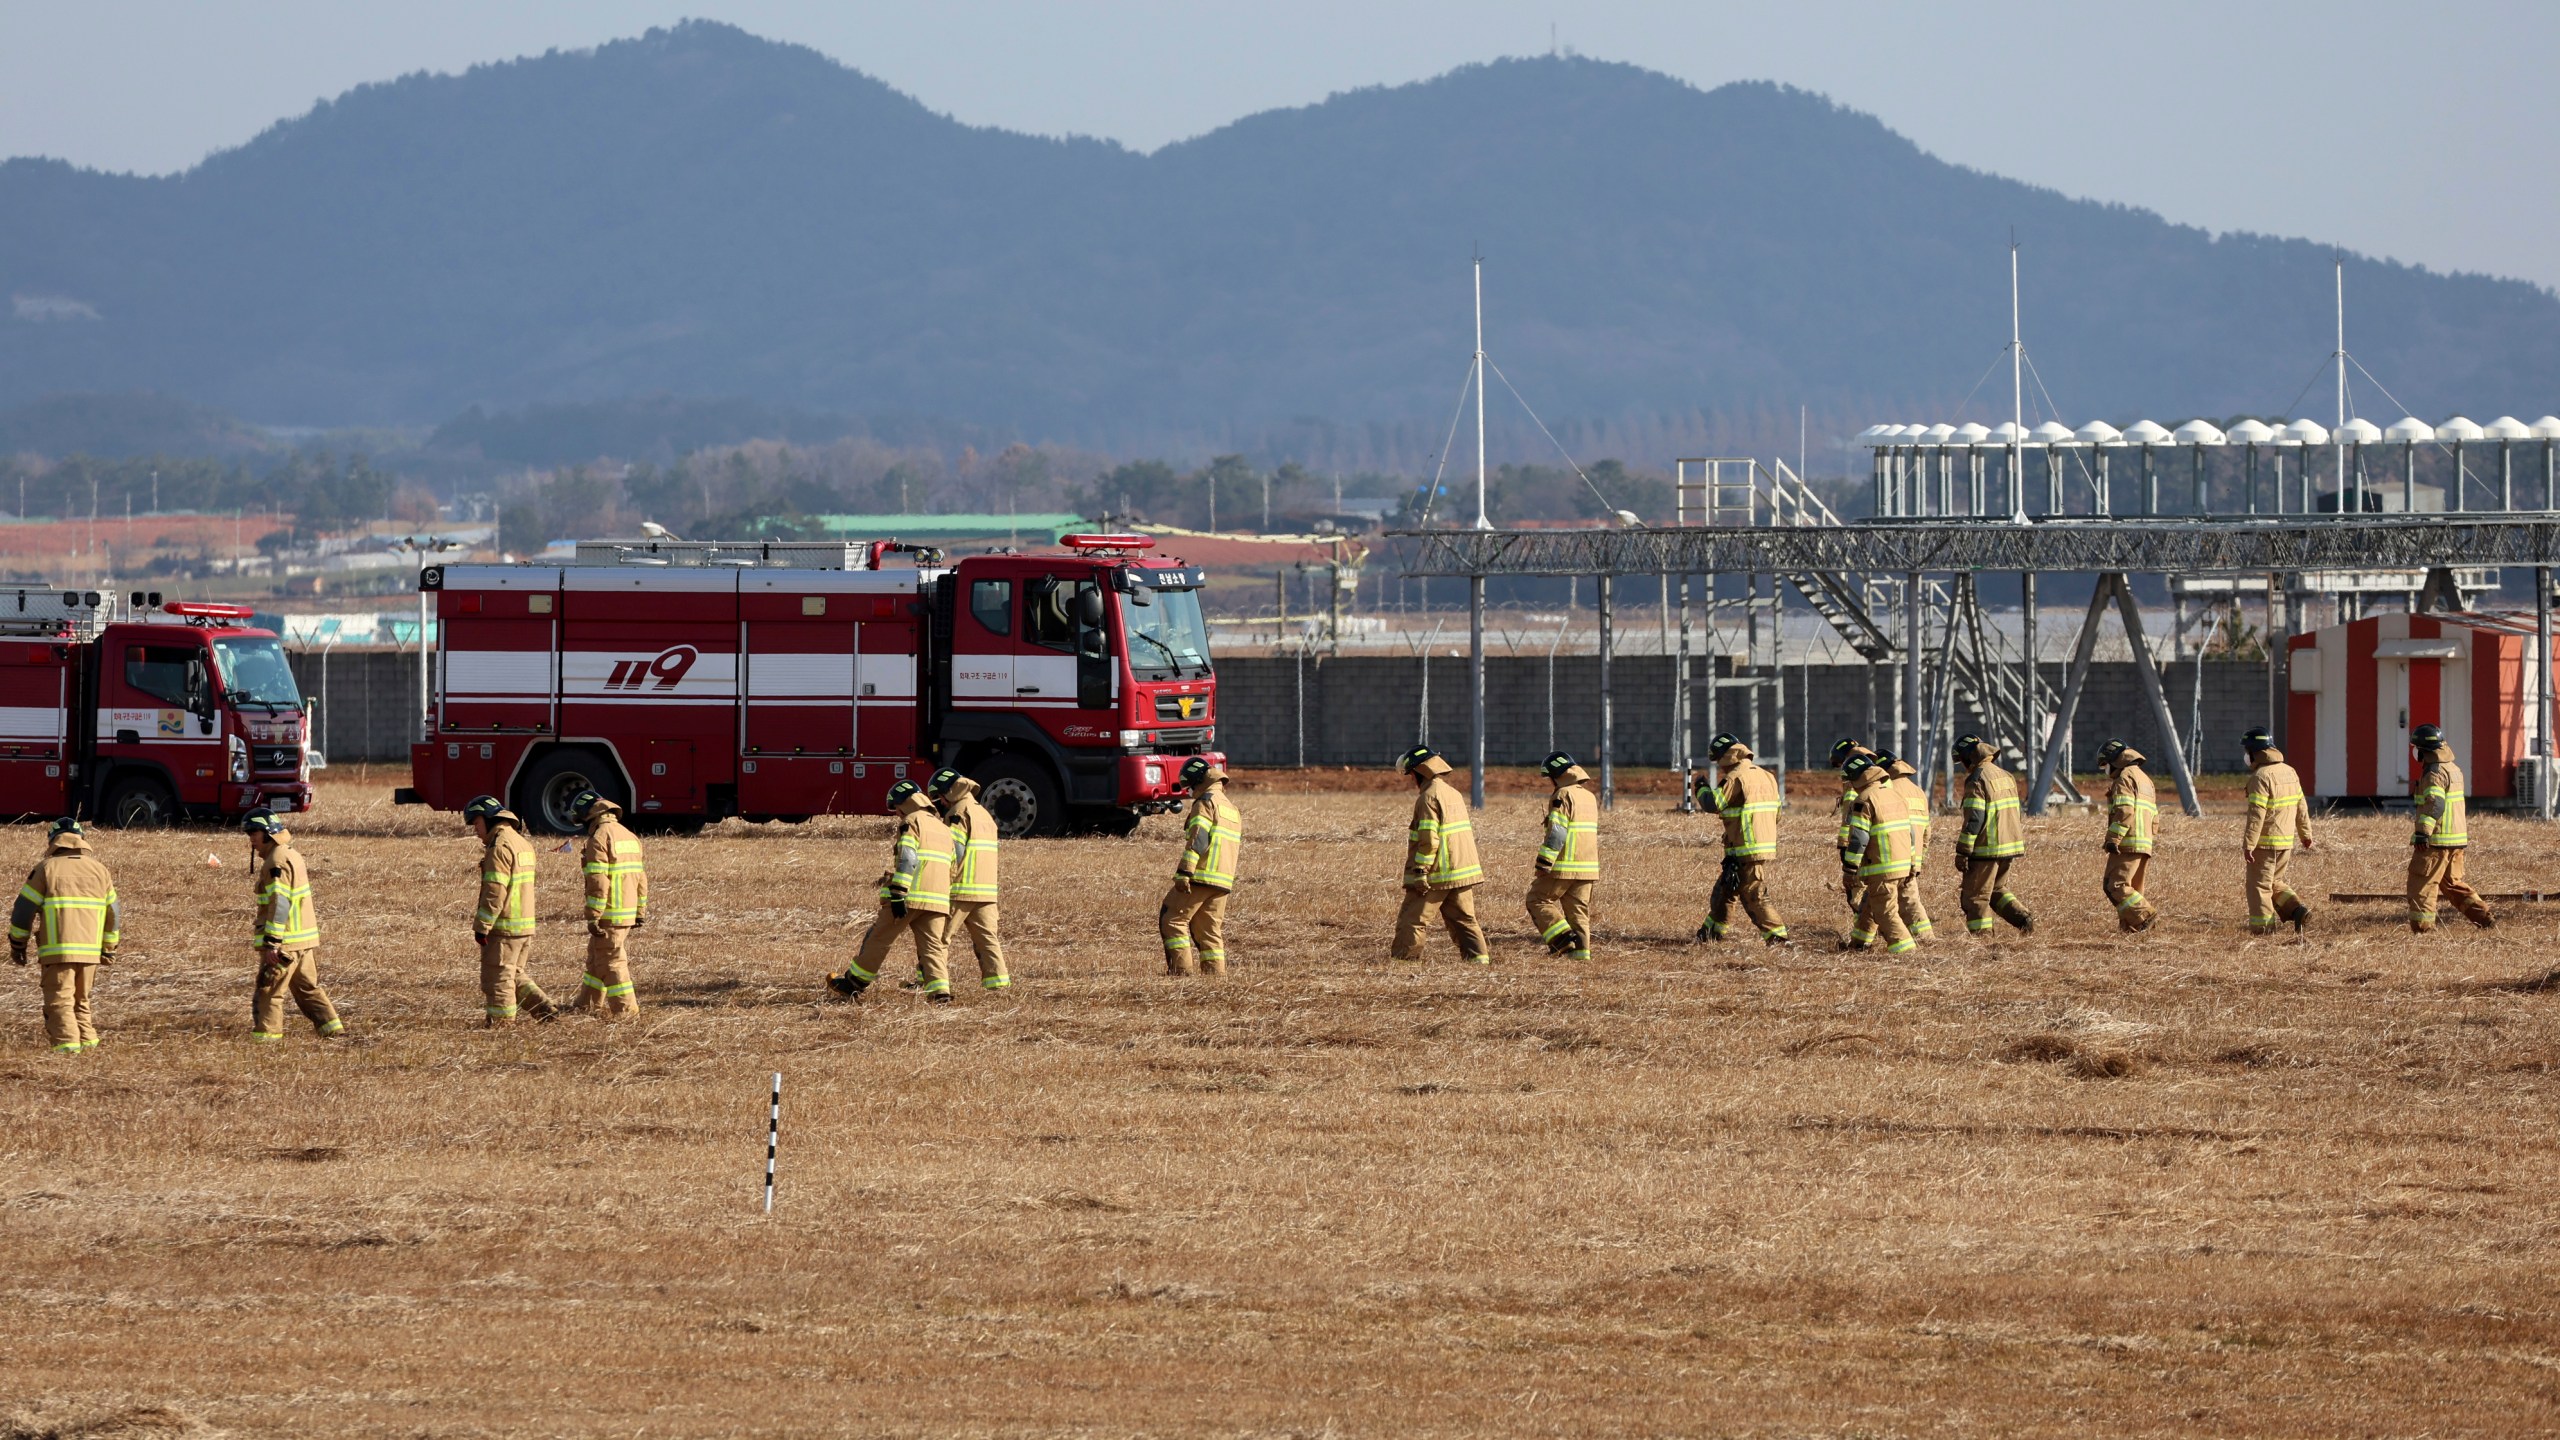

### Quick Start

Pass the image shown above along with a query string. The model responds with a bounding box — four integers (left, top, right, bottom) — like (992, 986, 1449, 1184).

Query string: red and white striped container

(2286, 612, 2555, 799)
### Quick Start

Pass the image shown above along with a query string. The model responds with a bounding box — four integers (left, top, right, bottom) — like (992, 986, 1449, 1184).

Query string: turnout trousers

(1158, 884, 1230, 975)
(1958, 858, 2034, 934)
(848, 902, 952, 995)
(252, 946, 342, 1039)
(2102, 853, 2157, 932)
(1846, 878, 1916, 954)
(38, 960, 99, 1052)
(2244, 850, 2310, 934)
(2406, 846, 2494, 933)
(1394, 884, 1488, 962)
(479, 935, 556, 1027)
(1704, 860, 1787, 941)
(573, 925, 639, 1018)
(1526, 875, 1594, 958)
(950, 901, 1011, 988)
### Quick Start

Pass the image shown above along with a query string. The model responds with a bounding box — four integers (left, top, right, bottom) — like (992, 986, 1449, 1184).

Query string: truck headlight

(1143, 764, 1163, 787)
(227, 733, 249, 782)
(1120, 729, 1145, 748)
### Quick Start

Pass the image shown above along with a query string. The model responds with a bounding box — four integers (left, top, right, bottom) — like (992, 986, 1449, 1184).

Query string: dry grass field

(6, 767, 2560, 1437)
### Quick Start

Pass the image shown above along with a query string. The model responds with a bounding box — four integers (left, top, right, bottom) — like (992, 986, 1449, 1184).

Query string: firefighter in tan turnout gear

(1876, 750, 1937, 941)
(1159, 758, 1241, 975)
(926, 769, 1011, 991)
(1695, 732, 1789, 945)
(1394, 746, 1489, 963)
(2406, 723, 2495, 934)
(2240, 728, 2316, 934)
(568, 790, 647, 1017)
(465, 795, 556, 1027)
(828, 781, 956, 1002)
(2096, 740, 2160, 932)
(1828, 739, 1878, 918)
(1838, 756, 1916, 954)
(243, 808, 343, 1041)
(1952, 734, 2034, 936)
(1527, 751, 1598, 959)
(9, 818, 120, 1053)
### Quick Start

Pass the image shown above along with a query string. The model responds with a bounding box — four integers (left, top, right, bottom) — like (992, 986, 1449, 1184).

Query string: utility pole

(1473, 253, 1489, 531)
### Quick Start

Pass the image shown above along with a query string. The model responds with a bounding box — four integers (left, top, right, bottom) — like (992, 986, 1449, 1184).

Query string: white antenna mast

(2336, 255, 2350, 512)
(2009, 235, 2028, 522)
(1473, 252, 1489, 529)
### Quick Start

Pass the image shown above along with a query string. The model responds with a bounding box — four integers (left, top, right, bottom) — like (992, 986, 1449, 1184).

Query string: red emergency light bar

(1060, 534, 1155, 552)
(161, 602, 256, 619)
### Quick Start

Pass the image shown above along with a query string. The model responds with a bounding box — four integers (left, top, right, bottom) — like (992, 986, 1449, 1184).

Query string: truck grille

(1153, 728, 1210, 750)
(1154, 694, 1210, 723)
(252, 746, 301, 773)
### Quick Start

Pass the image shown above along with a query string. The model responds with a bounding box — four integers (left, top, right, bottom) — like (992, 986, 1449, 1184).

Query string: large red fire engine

(397, 536, 1221, 835)
(0, 588, 314, 825)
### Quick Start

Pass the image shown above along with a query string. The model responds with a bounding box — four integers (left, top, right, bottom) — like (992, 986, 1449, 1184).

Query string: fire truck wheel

(515, 748, 628, 835)
(102, 774, 180, 829)
(973, 755, 1063, 839)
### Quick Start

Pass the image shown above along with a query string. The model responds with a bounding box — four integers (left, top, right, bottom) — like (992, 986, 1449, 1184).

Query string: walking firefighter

(1527, 751, 1598, 959)
(243, 808, 344, 1041)
(1827, 738, 1878, 918)
(9, 818, 120, 1053)
(2406, 723, 2496, 934)
(1952, 734, 2034, 936)
(1159, 757, 1242, 975)
(569, 789, 648, 1017)
(1393, 746, 1489, 964)
(828, 780, 956, 1002)
(2239, 728, 2316, 934)
(2096, 740, 2160, 932)
(1695, 732, 1788, 945)
(1838, 755, 1916, 954)
(464, 795, 557, 1027)
(1876, 749, 1937, 941)
(926, 768, 1012, 991)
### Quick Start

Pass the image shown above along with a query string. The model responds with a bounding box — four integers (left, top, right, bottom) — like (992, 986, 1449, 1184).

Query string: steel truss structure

(1393, 517, 2560, 578)
(1388, 517, 2560, 824)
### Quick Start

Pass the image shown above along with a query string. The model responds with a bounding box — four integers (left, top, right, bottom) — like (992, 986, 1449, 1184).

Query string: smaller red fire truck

(398, 535, 1221, 835)
(0, 588, 314, 825)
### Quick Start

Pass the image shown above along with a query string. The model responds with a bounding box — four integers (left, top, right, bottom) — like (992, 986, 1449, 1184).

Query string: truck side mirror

(1074, 587, 1105, 628)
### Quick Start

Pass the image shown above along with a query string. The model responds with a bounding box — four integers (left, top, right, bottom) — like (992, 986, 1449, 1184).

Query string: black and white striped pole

(764, 1071, 781, 1214)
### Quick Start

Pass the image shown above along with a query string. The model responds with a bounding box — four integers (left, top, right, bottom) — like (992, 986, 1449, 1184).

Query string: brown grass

(4, 772, 2559, 1435)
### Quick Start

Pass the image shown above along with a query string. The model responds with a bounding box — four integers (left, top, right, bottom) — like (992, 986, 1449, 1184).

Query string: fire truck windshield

(1123, 588, 1211, 679)
(211, 635, 302, 709)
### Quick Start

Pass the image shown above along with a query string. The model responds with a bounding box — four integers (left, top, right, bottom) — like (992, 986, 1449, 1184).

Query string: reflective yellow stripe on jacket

(16, 883, 123, 960)
(254, 853, 319, 949)
(1178, 790, 1243, 890)
(1537, 785, 1599, 878)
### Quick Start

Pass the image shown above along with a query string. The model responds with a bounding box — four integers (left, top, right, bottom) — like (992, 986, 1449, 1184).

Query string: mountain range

(4, 21, 2555, 464)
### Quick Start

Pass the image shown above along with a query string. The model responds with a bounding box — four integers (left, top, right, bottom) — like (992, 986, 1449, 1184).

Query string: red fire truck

(397, 536, 1221, 835)
(0, 588, 314, 825)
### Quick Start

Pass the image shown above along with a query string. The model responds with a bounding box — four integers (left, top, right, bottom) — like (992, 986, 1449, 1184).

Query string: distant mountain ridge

(4, 21, 2554, 461)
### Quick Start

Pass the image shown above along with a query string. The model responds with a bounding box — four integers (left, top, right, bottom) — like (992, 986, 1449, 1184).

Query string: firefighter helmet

(1396, 745, 1439, 772)
(48, 816, 80, 839)
(2096, 738, 2128, 765)
(1829, 738, 1864, 768)
(1842, 754, 1879, 782)
(886, 780, 922, 811)
(240, 808, 284, 838)
(924, 767, 964, 799)
(1539, 751, 1577, 780)
(462, 794, 507, 824)
(1706, 732, 1744, 763)
(1179, 757, 1221, 788)
(2413, 723, 2445, 752)
(2243, 727, 2277, 754)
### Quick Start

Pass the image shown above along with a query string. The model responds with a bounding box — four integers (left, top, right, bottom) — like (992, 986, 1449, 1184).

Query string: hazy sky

(6, 1, 2557, 290)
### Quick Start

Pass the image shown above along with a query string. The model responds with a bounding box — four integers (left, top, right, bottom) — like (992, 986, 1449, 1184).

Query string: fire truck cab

(401, 536, 1220, 836)
(0, 588, 313, 825)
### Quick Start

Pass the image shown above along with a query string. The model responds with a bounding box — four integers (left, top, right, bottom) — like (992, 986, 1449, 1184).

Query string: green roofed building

(796, 514, 1089, 542)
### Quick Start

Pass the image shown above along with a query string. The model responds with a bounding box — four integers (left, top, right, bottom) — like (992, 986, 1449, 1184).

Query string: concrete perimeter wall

(286, 648, 2281, 774)
(1211, 655, 2279, 774)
